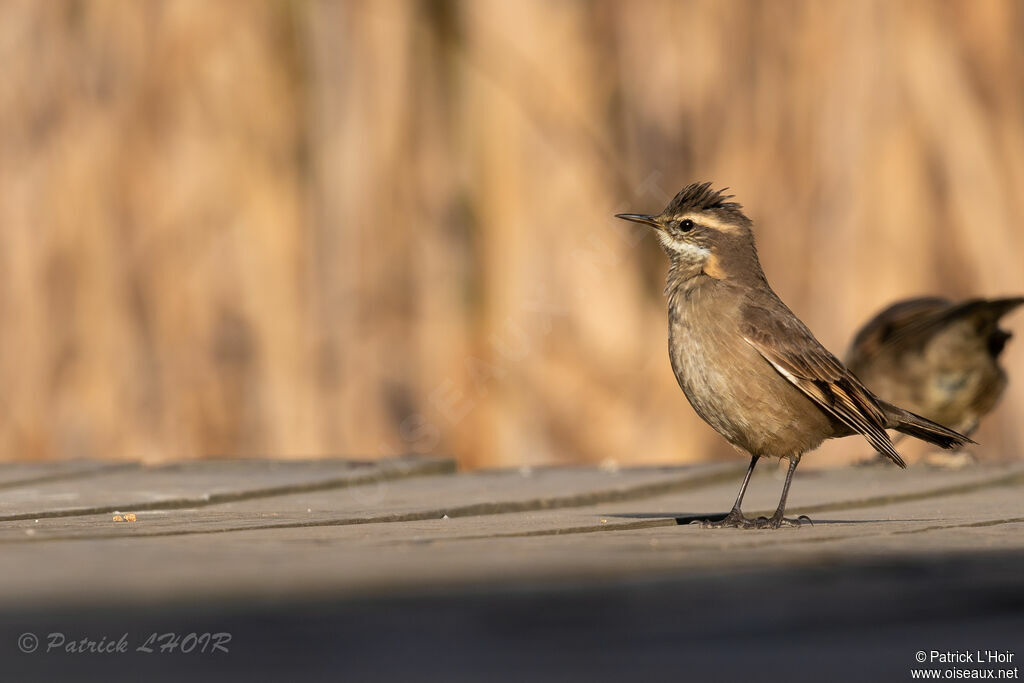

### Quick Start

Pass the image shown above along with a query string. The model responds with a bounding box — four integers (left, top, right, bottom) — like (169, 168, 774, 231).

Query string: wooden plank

(2, 460, 1023, 683)
(0, 482, 1020, 613)
(0, 464, 1021, 609)
(0, 460, 137, 489)
(4, 566, 1023, 683)
(2, 460, 1019, 543)
(0, 463, 742, 540)
(4, 546, 1022, 683)
(0, 456, 455, 521)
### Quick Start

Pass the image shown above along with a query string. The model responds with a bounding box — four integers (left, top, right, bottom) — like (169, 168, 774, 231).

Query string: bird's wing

(741, 301, 906, 467)
(847, 296, 1024, 366)
(845, 296, 952, 365)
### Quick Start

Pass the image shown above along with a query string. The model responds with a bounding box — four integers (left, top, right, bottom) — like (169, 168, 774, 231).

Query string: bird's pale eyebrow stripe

(679, 212, 739, 233)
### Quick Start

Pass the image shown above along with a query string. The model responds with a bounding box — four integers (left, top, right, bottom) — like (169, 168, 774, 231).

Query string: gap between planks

(0, 462, 139, 491)
(0, 457, 457, 522)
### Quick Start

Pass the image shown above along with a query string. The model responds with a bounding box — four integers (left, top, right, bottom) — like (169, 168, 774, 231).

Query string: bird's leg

(701, 455, 759, 529)
(756, 455, 811, 529)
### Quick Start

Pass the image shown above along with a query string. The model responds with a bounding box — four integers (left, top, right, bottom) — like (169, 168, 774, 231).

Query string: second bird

(845, 295, 1024, 464)
(616, 183, 972, 529)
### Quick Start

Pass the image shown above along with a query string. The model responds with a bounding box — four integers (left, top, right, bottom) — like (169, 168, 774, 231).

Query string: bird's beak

(615, 213, 662, 230)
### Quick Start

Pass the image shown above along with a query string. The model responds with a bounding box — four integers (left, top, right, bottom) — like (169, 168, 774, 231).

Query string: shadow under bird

(616, 183, 972, 529)
(845, 295, 1024, 459)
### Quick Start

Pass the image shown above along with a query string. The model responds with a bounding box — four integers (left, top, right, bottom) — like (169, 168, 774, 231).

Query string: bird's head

(616, 182, 760, 282)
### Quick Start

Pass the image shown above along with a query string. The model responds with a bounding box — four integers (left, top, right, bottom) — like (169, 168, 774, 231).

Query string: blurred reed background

(1, 0, 1023, 468)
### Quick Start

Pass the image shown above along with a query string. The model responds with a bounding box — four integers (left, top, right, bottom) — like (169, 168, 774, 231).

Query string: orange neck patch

(702, 252, 727, 280)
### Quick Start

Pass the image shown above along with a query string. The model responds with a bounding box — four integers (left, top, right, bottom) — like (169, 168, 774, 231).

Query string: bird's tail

(983, 297, 1024, 356)
(983, 296, 1024, 320)
(881, 401, 975, 451)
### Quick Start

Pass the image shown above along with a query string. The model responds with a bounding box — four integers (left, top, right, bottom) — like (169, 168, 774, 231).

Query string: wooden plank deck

(3, 456, 1023, 682)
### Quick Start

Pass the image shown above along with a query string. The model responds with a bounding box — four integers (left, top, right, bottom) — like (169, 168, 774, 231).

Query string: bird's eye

(680, 219, 694, 232)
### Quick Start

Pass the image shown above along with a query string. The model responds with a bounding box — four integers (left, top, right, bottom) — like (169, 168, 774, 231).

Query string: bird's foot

(696, 508, 757, 529)
(754, 513, 813, 530)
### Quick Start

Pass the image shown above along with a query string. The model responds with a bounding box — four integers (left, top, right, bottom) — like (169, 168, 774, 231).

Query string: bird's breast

(667, 288, 752, 438)
(666, 285, 832, 457)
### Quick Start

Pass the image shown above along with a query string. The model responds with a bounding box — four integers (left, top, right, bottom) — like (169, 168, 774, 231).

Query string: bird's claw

(753, 514, 813, 529)
(699, 510, 756, 529)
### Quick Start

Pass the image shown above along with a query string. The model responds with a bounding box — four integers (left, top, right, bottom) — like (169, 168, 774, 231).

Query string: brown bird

(845, 296, 1024, 464)
(616, 183, 972, 529)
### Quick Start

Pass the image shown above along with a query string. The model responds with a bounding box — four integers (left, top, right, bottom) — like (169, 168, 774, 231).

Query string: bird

(845, 295, 1024, 465)
(615, 183, 973, 529)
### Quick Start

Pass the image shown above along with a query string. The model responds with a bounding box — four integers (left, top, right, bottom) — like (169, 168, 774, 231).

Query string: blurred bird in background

(845, 296, 1024, 467)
